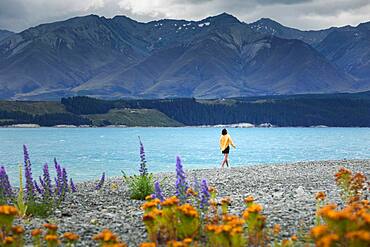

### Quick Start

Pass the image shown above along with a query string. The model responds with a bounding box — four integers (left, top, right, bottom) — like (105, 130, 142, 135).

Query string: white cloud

(0, 0, 370, 32)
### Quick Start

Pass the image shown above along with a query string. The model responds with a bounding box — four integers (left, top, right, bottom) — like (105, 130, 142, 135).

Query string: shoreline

(2, 125, 370, 129)
(16, 159, 370, 246)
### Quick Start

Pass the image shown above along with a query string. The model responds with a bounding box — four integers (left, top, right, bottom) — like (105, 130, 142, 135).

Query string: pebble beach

(17, 159, 370, 246)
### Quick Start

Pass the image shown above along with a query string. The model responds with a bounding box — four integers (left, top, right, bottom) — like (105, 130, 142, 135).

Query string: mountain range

(0, 13, 369, 99)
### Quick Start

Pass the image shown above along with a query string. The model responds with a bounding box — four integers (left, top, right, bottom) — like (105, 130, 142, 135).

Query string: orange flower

(43, 223, 58, 231)
(316, 233, 339, 247)
(311, 225, 329, 239)
(31, 229, 43, 237)
(221, 197, 231, 205)
(142, 199, 160, 210)
(11, 225, 25, 234)
(346, 230, 370, 241)
(244, 195, 254, 204)
(44, 234, 59, 241)
(242, 210, 249, 219)
(315, 192, 326, 201)
(167, 240, 185, 247)
(291, 235, 298, 241)
(93, 229, 119, 242)
(183, 238, 192, 244)
(3, 236, 14, 244)
(161, 196, 179, 207)
(186, 188, 197, 196)
(247, 204, 263, 213)
(273, 224, 281, 235)
(0, 205, 18, 215)
(145, 195, 155, 201)
(177, 204, 199, 218)
(208, 187, 217, 194)
(63, 232, 80, 241)
(140, 242, 156, 247)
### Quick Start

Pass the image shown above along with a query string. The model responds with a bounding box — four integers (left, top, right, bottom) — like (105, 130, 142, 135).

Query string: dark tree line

(60, 95, 370, 127)
(0, 110, 91, 126)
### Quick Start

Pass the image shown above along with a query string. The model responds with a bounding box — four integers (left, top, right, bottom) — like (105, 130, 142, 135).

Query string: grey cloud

(256, 0, 312, 5)
(0, 0, 370, 32)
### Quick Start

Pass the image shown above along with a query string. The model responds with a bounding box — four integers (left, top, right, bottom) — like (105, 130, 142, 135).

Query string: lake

(0, 127, 369, 182)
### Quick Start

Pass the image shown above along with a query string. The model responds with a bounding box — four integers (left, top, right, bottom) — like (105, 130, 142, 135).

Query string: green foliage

(26, 201, 53, 218)
(122, 172, 154, 200)
(15, 164, 27, 218)
(87, 109, 183, 127)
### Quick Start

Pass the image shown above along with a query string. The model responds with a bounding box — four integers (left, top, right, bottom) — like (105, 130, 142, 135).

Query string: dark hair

(222, 128, 227, 135)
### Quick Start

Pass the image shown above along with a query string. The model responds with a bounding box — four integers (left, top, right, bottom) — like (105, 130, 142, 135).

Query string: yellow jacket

(219, 134, 236, 151)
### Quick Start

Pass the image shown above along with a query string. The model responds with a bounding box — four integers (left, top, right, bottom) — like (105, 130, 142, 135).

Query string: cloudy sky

(1, 0, 370, 32)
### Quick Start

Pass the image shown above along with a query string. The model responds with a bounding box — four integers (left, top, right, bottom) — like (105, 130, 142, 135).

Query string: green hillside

(87, 109, 183, 127)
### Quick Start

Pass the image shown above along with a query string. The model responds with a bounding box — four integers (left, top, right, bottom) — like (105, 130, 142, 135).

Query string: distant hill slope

(0, 29, 14, 41)
(0, 13, 364, 100)
(250, 18, 370, 91)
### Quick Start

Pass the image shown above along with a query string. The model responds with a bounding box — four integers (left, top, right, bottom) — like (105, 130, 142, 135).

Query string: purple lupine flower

(95, 172, 105, 190)
(154, 181, 164, 202)
(175, 156, 188, 203)
(54, 159, 63, 195)
(34, 180, 43, 194)
(70, 178, 77, 193)
(23, 145, 35, 199)
(62, 167, 68, 194)
(138, 137, 148, 176)
(41, 163, 52, 197)
(200, 179, 210, 210)
(0, 166, 13, 200)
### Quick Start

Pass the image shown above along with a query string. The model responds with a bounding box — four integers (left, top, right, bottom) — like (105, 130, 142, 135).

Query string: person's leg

(225, 153, 229, 167)
(221, 154, 227, 168)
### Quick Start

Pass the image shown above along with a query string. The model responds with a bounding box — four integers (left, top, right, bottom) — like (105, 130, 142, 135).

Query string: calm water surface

(0, 127, 369, 182)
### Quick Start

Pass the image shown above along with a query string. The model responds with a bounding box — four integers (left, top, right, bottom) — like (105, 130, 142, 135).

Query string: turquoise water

(0, 127, 369, 182)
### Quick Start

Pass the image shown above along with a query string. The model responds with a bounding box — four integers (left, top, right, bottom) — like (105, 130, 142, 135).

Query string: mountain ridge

(0, 13, 368, 100)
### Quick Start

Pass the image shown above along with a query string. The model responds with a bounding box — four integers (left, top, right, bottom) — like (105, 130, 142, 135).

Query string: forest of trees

(0, 110, 91, 126)
(59, 93, 370, 127)
(1, 92, 370, 127)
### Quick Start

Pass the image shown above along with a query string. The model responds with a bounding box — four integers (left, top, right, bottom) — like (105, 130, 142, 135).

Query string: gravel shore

(18, 159, 370, 246)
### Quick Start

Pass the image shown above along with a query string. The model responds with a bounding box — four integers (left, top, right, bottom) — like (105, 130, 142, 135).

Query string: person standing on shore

(219, 128, 236, 168)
